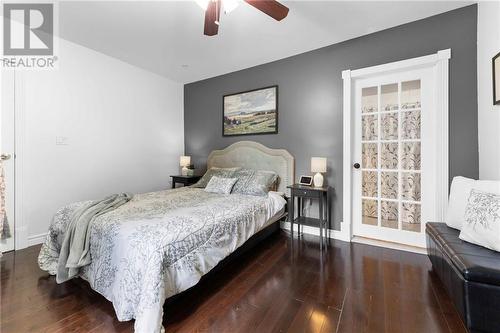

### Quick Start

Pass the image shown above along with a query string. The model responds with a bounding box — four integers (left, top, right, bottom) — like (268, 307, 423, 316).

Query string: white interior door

(1, 71, 15, 252)
(352, 68, 437, 248)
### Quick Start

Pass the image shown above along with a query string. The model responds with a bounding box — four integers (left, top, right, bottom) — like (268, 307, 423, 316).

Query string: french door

(352, 68, 438, 248)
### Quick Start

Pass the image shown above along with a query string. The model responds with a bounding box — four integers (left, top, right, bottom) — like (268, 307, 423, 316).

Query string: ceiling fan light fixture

(195, 0, 209, 11)
(223, 0, 240, 14)
(203, 0, 288, 36)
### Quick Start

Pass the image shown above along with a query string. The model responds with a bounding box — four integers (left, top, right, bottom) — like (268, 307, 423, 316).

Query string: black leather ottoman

(426, 223, 500, 333)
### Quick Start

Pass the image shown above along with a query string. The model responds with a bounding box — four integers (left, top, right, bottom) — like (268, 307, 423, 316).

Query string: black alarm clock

(298, 175, 313, 186)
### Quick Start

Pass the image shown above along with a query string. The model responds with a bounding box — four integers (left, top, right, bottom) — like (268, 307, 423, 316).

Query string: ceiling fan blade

(244, 0, 289, 21)
(204, 0, 221, 36)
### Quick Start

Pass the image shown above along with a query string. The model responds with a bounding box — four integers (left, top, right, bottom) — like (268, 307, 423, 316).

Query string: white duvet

(38, 187, 286, 332)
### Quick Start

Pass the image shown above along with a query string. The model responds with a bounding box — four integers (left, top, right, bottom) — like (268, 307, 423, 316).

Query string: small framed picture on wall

(494, 52, 500, 105)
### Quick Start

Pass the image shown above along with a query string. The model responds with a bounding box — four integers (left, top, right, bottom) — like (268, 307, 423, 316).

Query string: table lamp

(311, 157, 327, 187)
(180, 156, 191, 176)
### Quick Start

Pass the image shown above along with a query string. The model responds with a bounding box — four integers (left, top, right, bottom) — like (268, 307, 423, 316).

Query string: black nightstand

(170, 175, 201, 188)
(287, 184, 331, 249)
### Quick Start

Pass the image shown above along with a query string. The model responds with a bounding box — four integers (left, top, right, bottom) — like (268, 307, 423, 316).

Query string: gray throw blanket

(56, 193, 132, 283)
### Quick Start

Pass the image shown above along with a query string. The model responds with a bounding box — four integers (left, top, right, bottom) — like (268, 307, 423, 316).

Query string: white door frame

(0, 70, 28, 251)
(1, 71, 16, 252)
(14, 71, 28, 249)
(340, 49, 451, 242)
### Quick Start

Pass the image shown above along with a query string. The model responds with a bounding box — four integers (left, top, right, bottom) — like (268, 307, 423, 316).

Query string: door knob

(1, 153, 12, 161)
(353, 163, 360, 169)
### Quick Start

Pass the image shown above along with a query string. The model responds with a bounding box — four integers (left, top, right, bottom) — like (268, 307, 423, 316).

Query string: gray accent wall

(184, 5, 478, 230)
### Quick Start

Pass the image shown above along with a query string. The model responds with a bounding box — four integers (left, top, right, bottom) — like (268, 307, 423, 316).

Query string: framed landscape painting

(494, 52, 500, 105)
(223, 86, 278, 136)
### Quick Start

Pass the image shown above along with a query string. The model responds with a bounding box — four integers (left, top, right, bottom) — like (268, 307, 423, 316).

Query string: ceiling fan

(196, 0, 289, 36)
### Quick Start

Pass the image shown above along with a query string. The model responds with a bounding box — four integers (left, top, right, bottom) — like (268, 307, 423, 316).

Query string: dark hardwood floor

(1, 231, 467, 333)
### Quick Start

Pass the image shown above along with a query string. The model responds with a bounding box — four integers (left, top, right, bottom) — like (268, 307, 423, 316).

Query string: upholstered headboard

(207, 141, 295, 195)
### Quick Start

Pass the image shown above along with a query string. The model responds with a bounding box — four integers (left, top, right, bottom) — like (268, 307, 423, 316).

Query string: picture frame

(298, 175, 313, 186)
(494, 52, 500, 105)
(223, 85, 278, 136)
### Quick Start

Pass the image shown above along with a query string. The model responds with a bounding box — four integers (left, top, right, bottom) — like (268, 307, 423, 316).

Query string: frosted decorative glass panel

(362, 199, 378, 226)
(362, 143, 378, 169)
(402, 172, 421, 201)
(401, 80, 421, 109)
(381, 201, 398, 229)
(402, 202, 421, 232)
(362, 171, 377, 197)
(381, 84, 398, 111)
(362, 115, 378, 141)
(358, 77, 424, 239)
(381, 172, 398, 199)
(402, 142, 421, 170)
(402, 110, 421, 140)
(362, 86, 378, 113)
(381, 112, 398, 140)
(381, 143, 398, 169)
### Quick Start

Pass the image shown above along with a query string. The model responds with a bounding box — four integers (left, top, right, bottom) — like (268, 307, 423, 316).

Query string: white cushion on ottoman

(459, 189, 500, 252)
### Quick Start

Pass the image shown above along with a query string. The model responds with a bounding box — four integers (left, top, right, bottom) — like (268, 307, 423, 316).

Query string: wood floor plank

(0, 231, 466, 333)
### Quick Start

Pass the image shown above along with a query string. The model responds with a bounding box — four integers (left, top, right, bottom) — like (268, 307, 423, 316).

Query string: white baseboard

(15, 226, 29, 250)
(27, 233, 47, 247)
(280, 222, 427, 254)
(352, 236, 427, 254)
(280, 221, 351, 242)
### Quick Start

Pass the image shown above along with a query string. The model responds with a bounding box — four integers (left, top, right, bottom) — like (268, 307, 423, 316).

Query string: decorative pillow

(204, 176, 238, 194)
(192, 167, 241, 188)
(445, 176, 500, 230)
(231, 169, 279, 197)
(459, 190, 500, 252)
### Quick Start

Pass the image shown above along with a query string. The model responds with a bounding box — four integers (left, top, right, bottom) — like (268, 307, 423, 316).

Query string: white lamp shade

(311, 157, 327, 173)
(180, 156, 191, 167)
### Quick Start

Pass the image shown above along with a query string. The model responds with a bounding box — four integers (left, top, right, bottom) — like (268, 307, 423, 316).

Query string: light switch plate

(55, 136, 69, 145)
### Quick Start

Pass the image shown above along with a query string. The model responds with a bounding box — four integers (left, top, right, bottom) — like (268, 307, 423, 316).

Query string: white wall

(15, 38, 184, 247)
(478, 1, 500, 180)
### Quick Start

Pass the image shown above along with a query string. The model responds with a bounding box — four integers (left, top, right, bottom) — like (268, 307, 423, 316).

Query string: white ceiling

(59, 1, 472, 83)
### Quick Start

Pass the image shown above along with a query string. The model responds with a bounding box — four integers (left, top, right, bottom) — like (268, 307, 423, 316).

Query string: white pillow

(204, 176, 238, 194)
(459, 190, 500, 252)
(445, 176, 500, 230)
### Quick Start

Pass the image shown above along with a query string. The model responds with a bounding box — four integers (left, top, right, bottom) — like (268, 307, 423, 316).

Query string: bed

(38, 141, 294, 333)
